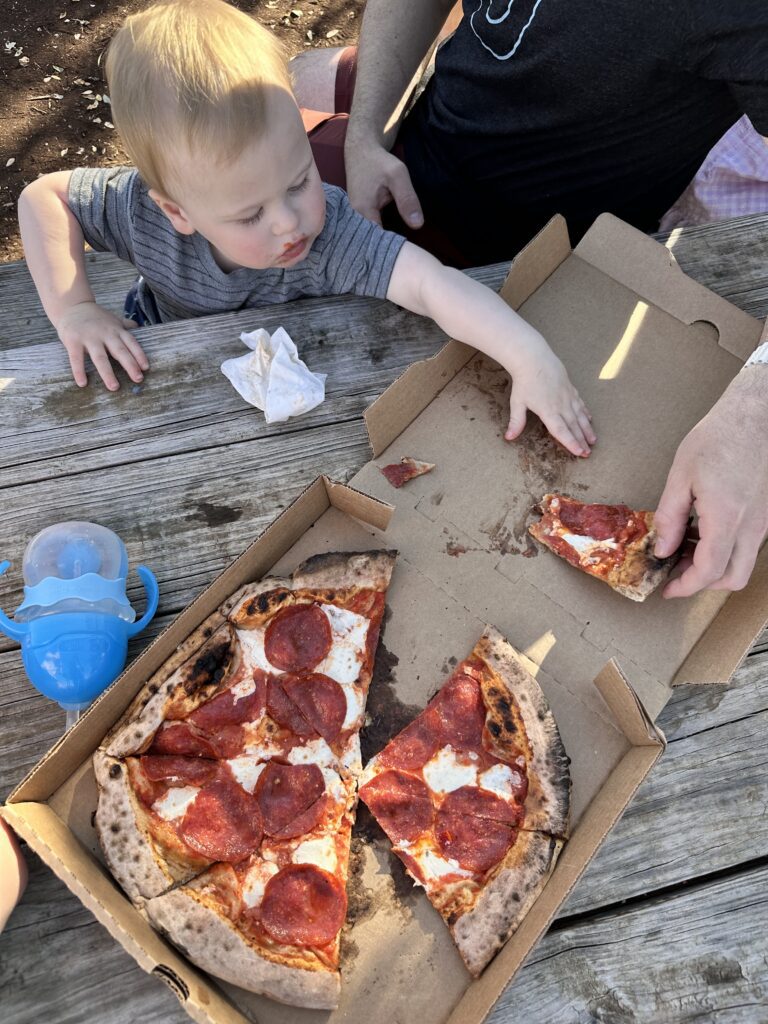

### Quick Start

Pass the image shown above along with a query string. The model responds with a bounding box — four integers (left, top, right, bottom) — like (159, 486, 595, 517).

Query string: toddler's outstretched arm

(18, 171, 148, 391)
(387, 242, 595, 457)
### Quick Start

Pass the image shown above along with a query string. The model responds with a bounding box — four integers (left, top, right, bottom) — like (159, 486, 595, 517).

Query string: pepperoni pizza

(358, 626, 570, 976)
(94, 550, 397, 1010)
(529, 492, 681, 601)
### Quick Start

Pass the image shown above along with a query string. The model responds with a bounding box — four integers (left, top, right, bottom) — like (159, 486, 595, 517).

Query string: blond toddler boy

(18, 0, 595, 458)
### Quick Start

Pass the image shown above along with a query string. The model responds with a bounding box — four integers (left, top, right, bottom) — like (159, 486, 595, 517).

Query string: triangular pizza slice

(529, 492, 681, 601)
(358, 626, 570, 976)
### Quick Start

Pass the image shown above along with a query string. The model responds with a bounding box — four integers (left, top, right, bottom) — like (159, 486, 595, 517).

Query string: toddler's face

(161, 89, 327, 272)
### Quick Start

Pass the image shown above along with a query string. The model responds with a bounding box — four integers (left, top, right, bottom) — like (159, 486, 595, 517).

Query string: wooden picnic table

(1, 213, 767, 1023)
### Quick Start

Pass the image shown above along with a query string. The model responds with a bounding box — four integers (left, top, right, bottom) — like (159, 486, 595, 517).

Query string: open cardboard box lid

(4, 213, 766, 1024)
(358, 213, 768, 721)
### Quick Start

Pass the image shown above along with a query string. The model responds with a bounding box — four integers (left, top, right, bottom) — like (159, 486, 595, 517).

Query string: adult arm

(655, 326, 768, 597)
(18, 172, 147, 390)
(344, 0, 456, 227)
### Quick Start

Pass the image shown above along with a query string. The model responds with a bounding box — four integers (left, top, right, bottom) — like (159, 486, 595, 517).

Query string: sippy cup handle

(0, 562, 29, 642)
(126, 565, 160, 637)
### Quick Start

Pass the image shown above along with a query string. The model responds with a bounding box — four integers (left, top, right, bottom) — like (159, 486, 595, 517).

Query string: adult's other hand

(654, 365, 768, 597)
(344, 136, 424, 229)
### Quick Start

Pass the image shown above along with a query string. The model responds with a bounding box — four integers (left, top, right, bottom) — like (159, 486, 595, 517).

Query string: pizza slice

(529, 492, 681, 601)
(95, 549, 397, 1007)
(145, 768, 356, 1009)
(358, 626, 570, 977)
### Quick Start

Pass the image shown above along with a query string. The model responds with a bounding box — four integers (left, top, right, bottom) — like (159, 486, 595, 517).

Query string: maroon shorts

(300, 46, 359, 190)
(300, 47, 468, 267)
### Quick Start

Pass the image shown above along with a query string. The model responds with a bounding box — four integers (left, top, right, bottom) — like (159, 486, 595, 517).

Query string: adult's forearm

(18, 175, 94, 329)
(347, 0, 455, 150)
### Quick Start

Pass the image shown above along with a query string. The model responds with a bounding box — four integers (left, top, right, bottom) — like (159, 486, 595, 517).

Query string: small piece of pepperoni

(358, 769, 434, 843)
(255, 762, 325, 837)
(281, 673, 347, 744)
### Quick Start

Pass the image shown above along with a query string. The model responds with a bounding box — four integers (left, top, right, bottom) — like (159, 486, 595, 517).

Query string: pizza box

(3, 212, 767, 1024)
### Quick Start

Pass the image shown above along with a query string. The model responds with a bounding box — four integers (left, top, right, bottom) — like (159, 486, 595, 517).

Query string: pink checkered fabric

(659, 116, 768, 231)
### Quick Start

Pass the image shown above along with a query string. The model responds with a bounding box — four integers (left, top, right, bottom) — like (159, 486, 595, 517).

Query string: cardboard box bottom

(3, 477, 663, 1024)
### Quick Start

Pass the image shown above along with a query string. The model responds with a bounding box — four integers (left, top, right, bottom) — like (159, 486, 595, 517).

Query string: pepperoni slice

(188, 671, 267, 730)
(435, 805, 516, 875)
(432, 672, 486, 750)
(359, 769, 433, 843)
(179, 778, 262, 863)
(260, 864, 347, 947)
(281, 673, 347, 743)
(378, 708, 441, 770)
(266, 676, 317, 738)
(141, 755, 219, 786)
(255, 762, 325, 837)
(148, 721, 219, 759)
(264, 604, 332, 673)
(439, 785, 522, 826)
(207, 723, 247, 760)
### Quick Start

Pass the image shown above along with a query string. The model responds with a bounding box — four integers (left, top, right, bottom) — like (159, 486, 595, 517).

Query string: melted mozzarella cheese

(423, 746, 479, 794)
(340, 682, 365, 730)
(477, 763, 523, 801)
(315, 604, 370, 685)
(560, 531, 618, 559)
(153, 786, 199, 821)
(405, 845, 472, 883)
(242, 860, 280, 908)
(226, 756, 267, 794)
(320, 766, 346, 804)
(235, 628, 273, 675)
(242, 736, 285, 761)
(287, 737, 336, 767)
(293, 836, 338, 873)
(230, 675, 257, 701)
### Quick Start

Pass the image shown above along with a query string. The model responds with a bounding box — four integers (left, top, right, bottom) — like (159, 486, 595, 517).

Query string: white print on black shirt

(469, 0, 544, 60)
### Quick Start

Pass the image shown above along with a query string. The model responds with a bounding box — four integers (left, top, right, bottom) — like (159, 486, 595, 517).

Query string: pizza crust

(145, 886, 341, 1009)
(475, 627, 571, 838)
(450, 830, 562, 977)
(223, 549, 398, 625)
(94, 750, 188, 901)
(105, 624, 238, 757)
(604, 514, 680, 601)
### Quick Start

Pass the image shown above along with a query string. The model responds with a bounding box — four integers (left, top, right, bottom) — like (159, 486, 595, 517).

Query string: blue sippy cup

(0, 522, 159, 727)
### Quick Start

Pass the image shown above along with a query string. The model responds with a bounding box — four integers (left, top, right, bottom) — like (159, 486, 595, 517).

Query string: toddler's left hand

(505, 351, 596, 457)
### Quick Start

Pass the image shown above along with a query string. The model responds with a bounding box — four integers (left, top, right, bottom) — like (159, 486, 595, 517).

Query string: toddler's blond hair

(105, 0, 291, 195)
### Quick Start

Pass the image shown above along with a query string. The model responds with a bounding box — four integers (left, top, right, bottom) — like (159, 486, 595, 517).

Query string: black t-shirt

(399, 0, 768, 264)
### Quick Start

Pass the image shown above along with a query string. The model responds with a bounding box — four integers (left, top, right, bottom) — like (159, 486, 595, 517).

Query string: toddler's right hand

(56, 301, 149, 391)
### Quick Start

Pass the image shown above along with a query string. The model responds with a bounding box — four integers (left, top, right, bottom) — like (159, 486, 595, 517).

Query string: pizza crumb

(380, 457, 436, 488)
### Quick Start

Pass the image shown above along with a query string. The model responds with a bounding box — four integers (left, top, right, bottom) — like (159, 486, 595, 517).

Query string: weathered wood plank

(0, 251, 137, 351)
(0, 253, 508, 353)
(0, 417, 371, 656)
(0, 849, 190, 1024)
(0, 299, 442, 487)
(490, 861, 768, 1024)
(559, 653, 768, 916)
(653, 212, 768, 319)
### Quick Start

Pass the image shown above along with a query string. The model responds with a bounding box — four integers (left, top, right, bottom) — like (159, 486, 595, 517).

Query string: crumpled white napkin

(221, 326, 326, 424)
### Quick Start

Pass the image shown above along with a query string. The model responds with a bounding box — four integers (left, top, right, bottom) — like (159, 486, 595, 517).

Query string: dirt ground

(0, 0, 362, 264)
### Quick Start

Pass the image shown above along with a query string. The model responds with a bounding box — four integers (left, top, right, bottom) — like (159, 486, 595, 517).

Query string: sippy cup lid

(15, 522, 134, 621)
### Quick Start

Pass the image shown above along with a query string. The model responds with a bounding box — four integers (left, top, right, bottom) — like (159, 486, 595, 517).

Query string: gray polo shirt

(68, 167, 406, 324)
